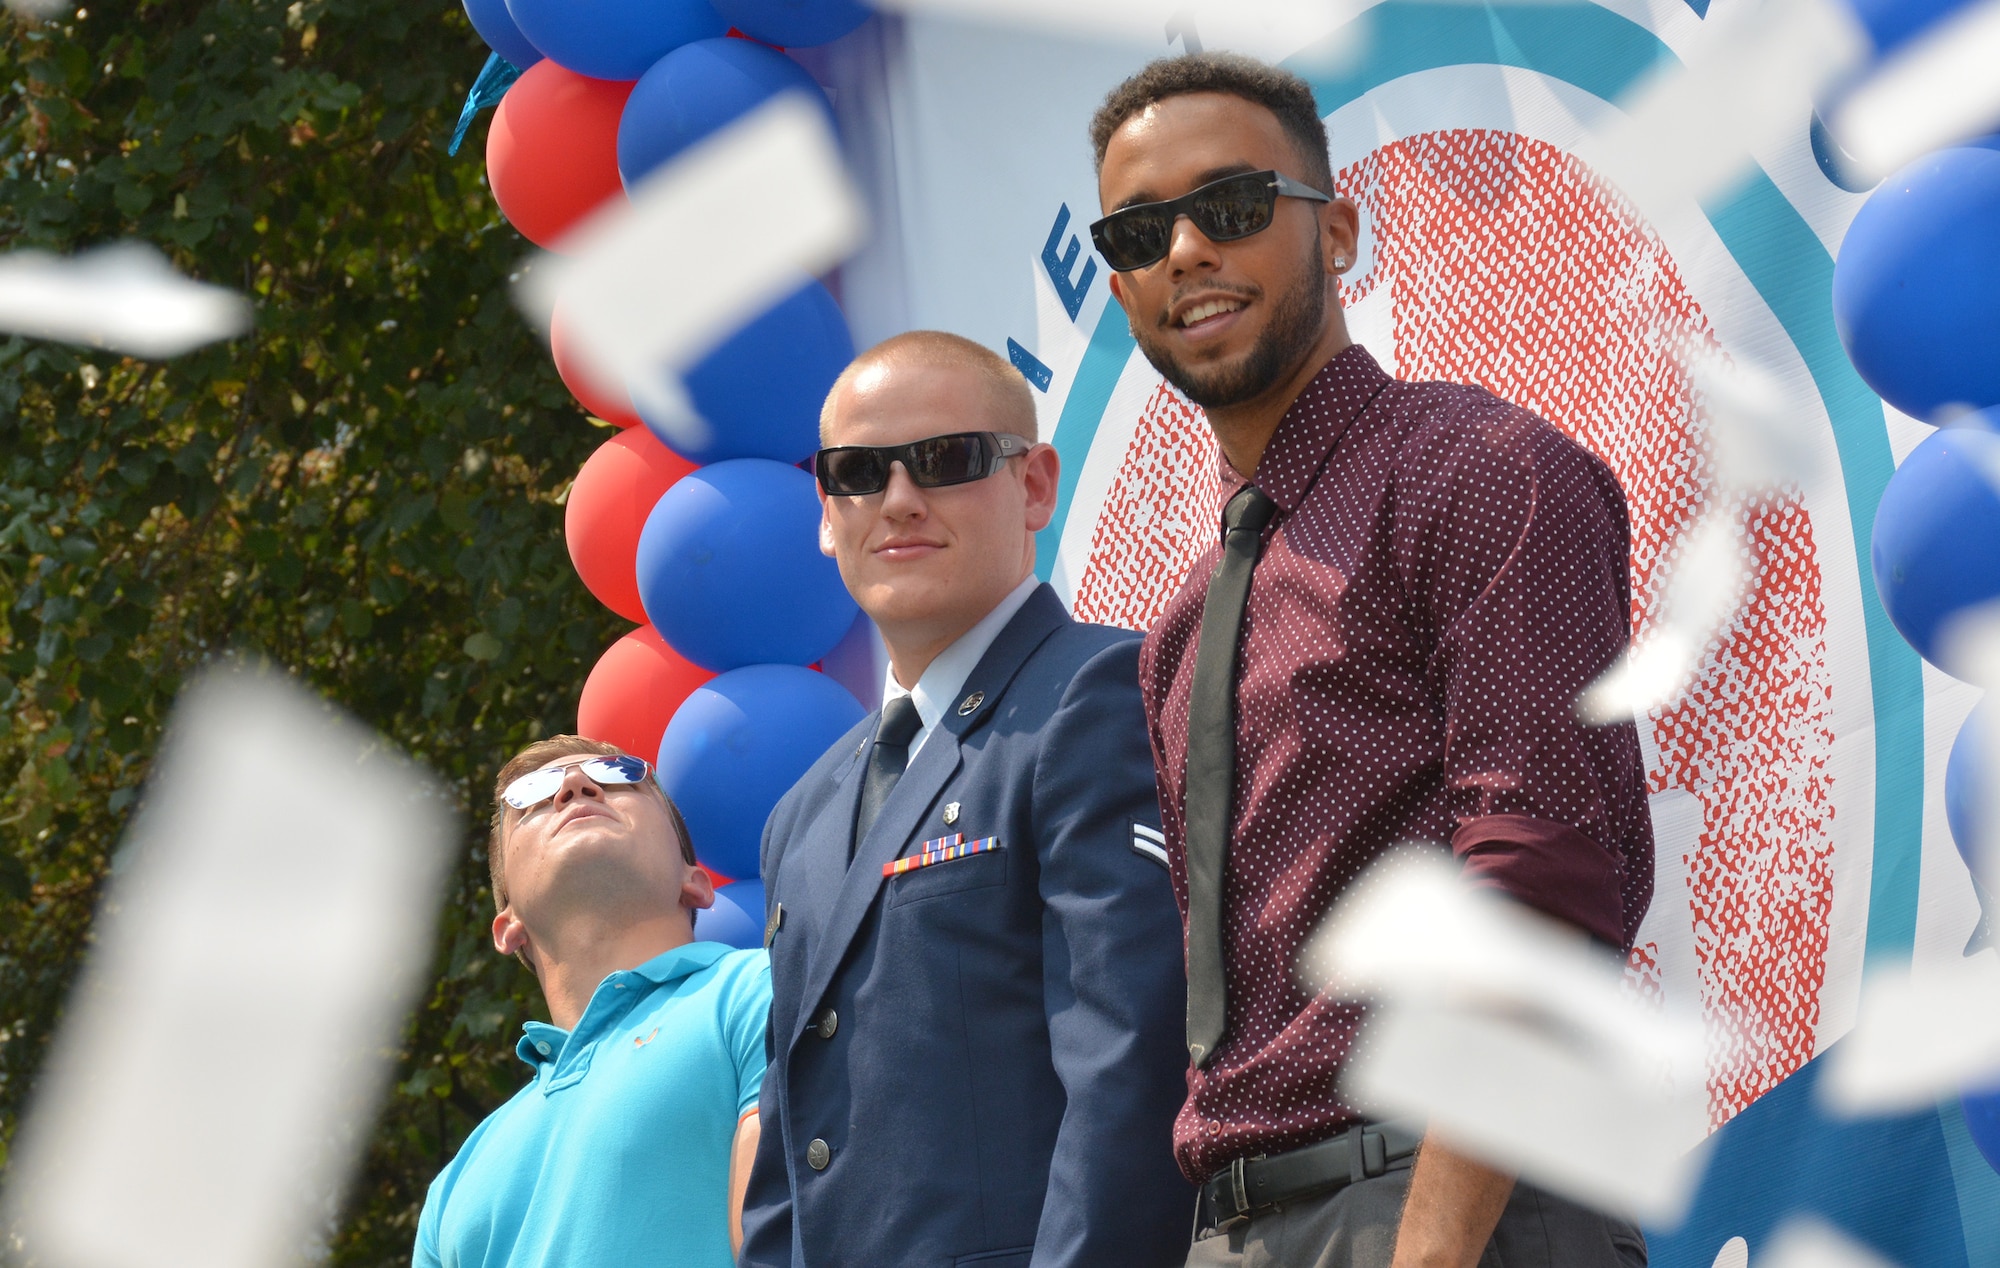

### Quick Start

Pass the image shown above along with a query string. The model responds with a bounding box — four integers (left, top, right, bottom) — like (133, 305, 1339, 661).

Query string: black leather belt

(1197, 1122, 1423, 1233)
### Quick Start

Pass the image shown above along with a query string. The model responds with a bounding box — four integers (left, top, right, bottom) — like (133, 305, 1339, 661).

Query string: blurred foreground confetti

(1829, 0, 2000, 179)
(2, 668, 456, 1268)
(1820, 954, 2000, 1115)
(1823, 602, 2000, 1115)
(0, 242, 250, 358)
(1763, 1218, 1904, 1268)
(1300, 849, 1711, 1225)
(874, 0, 1363, 57)
(516, 90, 865, 452)
(1581, 0, 1865, 216)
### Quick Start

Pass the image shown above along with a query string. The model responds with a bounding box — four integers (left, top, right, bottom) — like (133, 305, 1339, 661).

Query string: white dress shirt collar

(883, 575, 1040, 760)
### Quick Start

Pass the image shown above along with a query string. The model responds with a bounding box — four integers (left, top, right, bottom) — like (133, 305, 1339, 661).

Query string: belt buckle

(1215, 1153, 1268, 1230)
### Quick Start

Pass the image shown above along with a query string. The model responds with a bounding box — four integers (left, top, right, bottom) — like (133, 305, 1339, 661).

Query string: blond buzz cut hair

(819, 330, 1039, 446)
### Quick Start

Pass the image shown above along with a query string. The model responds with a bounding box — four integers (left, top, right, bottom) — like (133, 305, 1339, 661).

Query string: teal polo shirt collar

(514, 941, 735, 1089)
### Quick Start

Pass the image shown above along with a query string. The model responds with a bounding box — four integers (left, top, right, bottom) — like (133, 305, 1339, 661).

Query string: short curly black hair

(1089, 53, 1333, 194)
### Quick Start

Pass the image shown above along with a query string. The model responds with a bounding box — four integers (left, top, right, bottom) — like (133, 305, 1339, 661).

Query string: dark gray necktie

(1183, 484, 1277, 1069)
(853, 694, 924, 859)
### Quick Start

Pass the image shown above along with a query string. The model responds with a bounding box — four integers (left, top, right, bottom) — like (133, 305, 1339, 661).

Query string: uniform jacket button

(806, 1138, 831, 1171)
(812, 1007, 838, 1040)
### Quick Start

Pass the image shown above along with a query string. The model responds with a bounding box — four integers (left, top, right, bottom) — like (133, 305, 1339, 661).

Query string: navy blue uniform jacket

(739, 585, 1192, 1268)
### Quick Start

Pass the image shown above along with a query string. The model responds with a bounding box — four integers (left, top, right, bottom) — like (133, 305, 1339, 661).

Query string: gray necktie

(1183, 484, 1277, 1069)
(853, 694, 924, 859)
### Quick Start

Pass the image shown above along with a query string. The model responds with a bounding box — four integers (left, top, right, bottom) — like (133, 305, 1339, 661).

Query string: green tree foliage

(0, 0, 623, 1259)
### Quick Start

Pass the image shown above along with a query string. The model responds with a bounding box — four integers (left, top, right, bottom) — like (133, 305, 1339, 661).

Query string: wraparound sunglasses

(502, 755, 653, 811)
(815, 431, 1034, 497)
(1089, 169, 1332, 272)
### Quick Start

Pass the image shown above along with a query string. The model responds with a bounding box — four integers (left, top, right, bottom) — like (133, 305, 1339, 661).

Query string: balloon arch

(453, 0, 2000, 1259)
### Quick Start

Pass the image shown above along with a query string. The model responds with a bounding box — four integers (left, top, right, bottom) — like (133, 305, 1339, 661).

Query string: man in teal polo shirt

(415, 735, 771, 1268)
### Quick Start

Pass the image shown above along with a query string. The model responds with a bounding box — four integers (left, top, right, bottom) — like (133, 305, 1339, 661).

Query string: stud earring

(1335, 255, 1348, 270)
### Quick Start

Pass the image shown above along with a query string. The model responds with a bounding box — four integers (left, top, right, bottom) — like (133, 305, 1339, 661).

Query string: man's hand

(1389, 1137, 1513, 1268)
(730, 1111, 762, 1257)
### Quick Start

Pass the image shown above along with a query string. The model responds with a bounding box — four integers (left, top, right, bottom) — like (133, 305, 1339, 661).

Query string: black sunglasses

(1089, 169, 1332, 272)
(815, 431, 1034, 497)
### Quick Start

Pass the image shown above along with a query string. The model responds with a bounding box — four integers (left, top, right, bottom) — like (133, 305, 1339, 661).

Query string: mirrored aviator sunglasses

(1089, 169, 1332, 272)
(502, 755, 653, 811)
(815, 431, 1032, 497)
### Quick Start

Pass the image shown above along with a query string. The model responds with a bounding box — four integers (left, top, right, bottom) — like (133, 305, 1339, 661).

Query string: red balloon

(577, 626, 714, 765)
(551, 297, 643, 429)
(566, 428, 696, 622)
(486, 62, 634, 250)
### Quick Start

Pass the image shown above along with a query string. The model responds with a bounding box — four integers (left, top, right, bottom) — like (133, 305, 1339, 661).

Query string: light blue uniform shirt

(415, 943, 772, 1268)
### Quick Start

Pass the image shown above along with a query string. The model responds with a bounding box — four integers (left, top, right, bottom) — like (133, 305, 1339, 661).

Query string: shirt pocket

(884, 846, 1008, 908)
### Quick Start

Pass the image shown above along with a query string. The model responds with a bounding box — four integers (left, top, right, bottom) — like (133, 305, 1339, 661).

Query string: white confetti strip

(3, 668, 456, 1268)
(1762, 1218, 1903, 1268)
(1579, 509, 1747, 724)
(0, 242, 250, 358)
(1581, 0, 1866, 215)
(1301, 849, 1710, 1223)
(1820, 952, 2000, 1115)
(1830, 0, 2000, 180)
(516, 91, 866, 451)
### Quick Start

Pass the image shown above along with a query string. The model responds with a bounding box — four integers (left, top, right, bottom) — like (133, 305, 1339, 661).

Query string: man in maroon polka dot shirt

(1091, 54, 1654, 1268)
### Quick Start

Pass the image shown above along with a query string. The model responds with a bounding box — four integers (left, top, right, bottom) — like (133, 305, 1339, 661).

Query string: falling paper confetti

(516, 90, 866, 452)
(1689, 349, 1825, 496)
(0, 242, 251, 358)
(1819, 953, 2000, 1115)
(1579, 509, 1747, 724)
(875, 0, 1366, 60)
(1824, 601, 2000, 1113)
(1301, 849, 1711, 1224)
(1829, 0, 2000, 180)
(1762, 1218, 1904, 1268)
(2, 668, 456, 1268)
(1580, 0, 1866, 218)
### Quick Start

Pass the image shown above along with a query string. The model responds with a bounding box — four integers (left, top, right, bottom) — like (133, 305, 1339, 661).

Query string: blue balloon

(504, 0, 726, 82)
(719, 878, 765, 921)
(464, 0, 544, 67)
(707, 0, 870, 47)
(691, 884, 762, 948)
(636, 458, 858, 671)
(616, 38, 830, 188)
(658, 665, 864, 878)
(1964, 1082, 2000, 1176)
(1870, 416, 2000, 667)
(642, 282, 854, 465)
(1832, 139, 2000, 421)
(1947, 701, 1992, 871)
(1842, 0, 1972, 54)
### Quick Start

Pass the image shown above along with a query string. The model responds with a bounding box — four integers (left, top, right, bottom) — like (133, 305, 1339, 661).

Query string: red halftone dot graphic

(1071, 383, 1218, 626)
(1072, 130, 1836, 1130)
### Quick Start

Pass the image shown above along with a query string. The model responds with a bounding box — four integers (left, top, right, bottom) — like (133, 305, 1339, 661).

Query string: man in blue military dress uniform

(739, 331, 1191, 1268)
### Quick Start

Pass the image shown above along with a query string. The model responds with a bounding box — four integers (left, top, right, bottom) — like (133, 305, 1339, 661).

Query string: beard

(1130, 240, 1329, 410)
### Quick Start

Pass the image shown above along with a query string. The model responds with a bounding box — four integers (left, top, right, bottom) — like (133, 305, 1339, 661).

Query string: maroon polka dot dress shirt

(1139, 344, 1655, 1185)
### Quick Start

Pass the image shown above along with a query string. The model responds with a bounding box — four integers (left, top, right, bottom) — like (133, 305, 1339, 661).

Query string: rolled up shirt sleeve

(1406, 398, 1654, 949)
